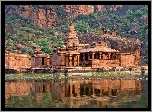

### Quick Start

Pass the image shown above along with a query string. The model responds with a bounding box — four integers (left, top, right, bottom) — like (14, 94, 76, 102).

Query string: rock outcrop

(5, 5, 146, 28)
(5, 5, 94, 28)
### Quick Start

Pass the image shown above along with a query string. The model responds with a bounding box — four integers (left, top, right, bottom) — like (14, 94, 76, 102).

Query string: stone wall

(50, 52, 62, 66)
(91, 59, 120, 68)
(5, 53, 31, 70)
(120, 53, 135, 68)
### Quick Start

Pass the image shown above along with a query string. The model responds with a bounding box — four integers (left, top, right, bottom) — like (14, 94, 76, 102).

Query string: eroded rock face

(130, 23, 140, 33)
(5, 5, 94, 28)
(5, 24, 15, 34)
(61, 5, 94, 19)
(5, 5, 58, 28)
(5, 5, 146, 28)
(94, 5, 124, 14)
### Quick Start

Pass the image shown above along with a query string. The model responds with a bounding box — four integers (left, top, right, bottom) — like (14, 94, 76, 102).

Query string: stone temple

(49, 22, 139, 69)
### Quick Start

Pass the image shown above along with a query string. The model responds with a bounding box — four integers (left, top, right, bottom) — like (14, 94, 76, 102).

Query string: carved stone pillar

(92, 88, 95, 95)
(77, 55, 80, 66)
(70, 84, 73, 97)
(95, 53, 98, 59)
(83, 54, 85, 61)
(108, 87, 112, 97)
(89, 88, 91, 95)
(65, 56, 69, 67)
(115, 53, 118, 60)
(60, 54, 64, 65)
(77, 88, 80, 97)
(108, 53, 111, 60)
(88, 53, 90, 60)
(99, 52, 102, 59)
(92, 53, 95, 59)
(69, 54, 72, 67)
(73, 55, 76, 67)
(47, 56, 50, 66)
(39, 85, 43, 92)
(84, 85, 86, 95)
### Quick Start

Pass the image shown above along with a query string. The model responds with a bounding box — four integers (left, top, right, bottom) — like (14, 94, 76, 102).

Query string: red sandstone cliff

(5, 5, 94, 28)
(5, 5, 145, 28)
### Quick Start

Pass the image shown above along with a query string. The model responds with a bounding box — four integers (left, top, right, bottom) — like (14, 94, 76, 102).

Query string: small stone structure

(31, 46, 50, 68)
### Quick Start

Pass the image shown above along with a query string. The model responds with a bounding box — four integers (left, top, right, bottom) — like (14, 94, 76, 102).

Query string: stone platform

(5, 66, 148, 75)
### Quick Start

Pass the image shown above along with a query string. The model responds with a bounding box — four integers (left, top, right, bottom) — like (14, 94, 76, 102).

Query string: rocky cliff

(5, 5, 146, 28)
(5, 5, 94, 28)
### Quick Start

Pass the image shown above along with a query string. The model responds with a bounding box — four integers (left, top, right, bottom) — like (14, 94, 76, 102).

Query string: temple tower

(64, 22, 79, 48)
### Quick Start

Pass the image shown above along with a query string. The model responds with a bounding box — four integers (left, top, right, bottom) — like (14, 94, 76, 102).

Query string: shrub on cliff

(21, 48, 32, 55)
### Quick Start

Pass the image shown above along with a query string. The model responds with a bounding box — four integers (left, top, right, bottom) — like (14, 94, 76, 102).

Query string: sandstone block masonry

(5, 50, 31, 71)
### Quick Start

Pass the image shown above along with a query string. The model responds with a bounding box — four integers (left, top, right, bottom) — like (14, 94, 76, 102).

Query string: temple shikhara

(5, 22, 143, 73)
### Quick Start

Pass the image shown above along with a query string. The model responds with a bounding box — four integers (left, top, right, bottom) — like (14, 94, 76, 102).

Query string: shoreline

(5, 70, 148, 81)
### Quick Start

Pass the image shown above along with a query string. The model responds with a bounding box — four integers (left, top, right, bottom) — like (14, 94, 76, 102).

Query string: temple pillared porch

(79, 52, 120, 68)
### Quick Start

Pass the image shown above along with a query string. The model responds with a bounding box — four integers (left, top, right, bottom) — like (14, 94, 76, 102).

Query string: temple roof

(79, 47, 119, 53)
(66, 51, 80, 55)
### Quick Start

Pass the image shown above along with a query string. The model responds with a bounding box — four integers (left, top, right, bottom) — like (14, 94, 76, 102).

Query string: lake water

(5, 77, 148, 108)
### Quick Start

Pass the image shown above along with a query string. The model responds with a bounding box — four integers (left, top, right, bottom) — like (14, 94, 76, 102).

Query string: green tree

(21, 48, 33, 55)
(54, 5, 65, 15)
(126, 9, 133, 15)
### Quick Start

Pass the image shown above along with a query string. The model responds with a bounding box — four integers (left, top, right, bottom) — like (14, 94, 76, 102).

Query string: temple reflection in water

(5, 79, 143, 108)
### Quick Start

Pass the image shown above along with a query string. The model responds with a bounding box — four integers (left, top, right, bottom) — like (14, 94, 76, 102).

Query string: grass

(5, 73, 69, 80)
(81, 71, 129, 78)
(5, 71, 130, 80)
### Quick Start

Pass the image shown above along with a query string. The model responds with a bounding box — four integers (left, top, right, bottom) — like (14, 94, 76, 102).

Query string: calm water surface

(5, 77, 148, 108)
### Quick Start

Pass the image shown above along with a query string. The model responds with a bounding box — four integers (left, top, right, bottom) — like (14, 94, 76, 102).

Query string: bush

(21, 48, 33, 55)
(41, 46, 52, 54)
(48, 29, 55, 36)
(6, 20, 18, 27)
(35, 39, 52, 54)
(35, 30, 44, 35)
(9, 35, 19, 41)
(54, 5, 65, 15)
(20, 7, 26, 11)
